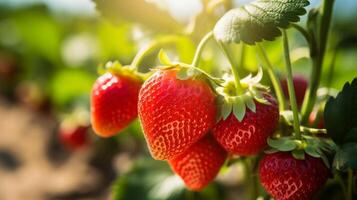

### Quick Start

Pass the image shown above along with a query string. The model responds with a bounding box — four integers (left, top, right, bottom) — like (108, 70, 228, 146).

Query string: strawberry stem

(282, 30, 301, 139)
(256, 44, 286, 112)
(219, 42, 244, 95)
(191, 31, 214, 67)
(301, 0, 335, 124)
(131, 35, 181, 69)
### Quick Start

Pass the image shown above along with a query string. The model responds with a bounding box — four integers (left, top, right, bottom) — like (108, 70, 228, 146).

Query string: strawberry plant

(87, 0, 356, 199)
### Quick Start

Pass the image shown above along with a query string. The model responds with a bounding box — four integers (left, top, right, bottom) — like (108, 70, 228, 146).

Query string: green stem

(131, 35, 181, 69)
(219, 42, 244, 95)
(326, 46, 338, 89)
(291, 23, 317, 56)
(256, 44, 287, 112)
(348, 168, 353, 200)
(191, 31, 214, 67)
(188, 65, 224, 84)
(301, 0, 335, 123)
(282, 30, 301, 139)
(291, 23, 311, 45)
(244, 158, 259, 200)
(238, 43, 245, 69)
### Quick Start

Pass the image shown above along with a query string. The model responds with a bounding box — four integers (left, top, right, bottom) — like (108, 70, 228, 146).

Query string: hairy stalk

(256, 44, 287, 112)
(282, 30, 301, 139)
(131, 35, 182, 69)
(301, 0, 335, 123)
(192, 31, 214, 67)
(219, 42, 244, 95)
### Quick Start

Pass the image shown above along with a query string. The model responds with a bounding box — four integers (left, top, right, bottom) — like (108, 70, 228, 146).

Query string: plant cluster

(90, 0, 356, 199)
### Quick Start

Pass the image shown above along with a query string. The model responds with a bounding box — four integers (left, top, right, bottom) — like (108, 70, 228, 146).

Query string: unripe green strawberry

(212, 94, 279, 155)
(138, 69, 217, 160)
(91, 72, 141, 137)
(168, 135, 227, 191)
(259, 152, 330, 200)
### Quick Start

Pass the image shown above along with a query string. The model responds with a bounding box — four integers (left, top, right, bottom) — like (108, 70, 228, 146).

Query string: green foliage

(93, 0, 182, 32)
(325, 78, 357, 171)
(324, 78, 357, 145)
(267, 135, 335, 167)
(112, 158, 185, 200)
(333, 143, 357, 171)
(267, 137, 298, 152)
(5, 6, 63, 63)
(215, 68, 269, 122)
(214, 0, 309, 44)
(112, 158, 222, 200)
(50, 69, 95, 107)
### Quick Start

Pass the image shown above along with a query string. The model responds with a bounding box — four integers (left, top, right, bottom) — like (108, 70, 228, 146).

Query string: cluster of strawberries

(91, 65, 329, 200)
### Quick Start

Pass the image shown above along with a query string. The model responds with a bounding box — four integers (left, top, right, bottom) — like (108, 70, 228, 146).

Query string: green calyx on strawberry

(215, 68, 270, 121)
(266, 132, 336, 168)
(91, 61, 143, 137)
(212, 68, 280, 155)
(138, 52, 217, 160)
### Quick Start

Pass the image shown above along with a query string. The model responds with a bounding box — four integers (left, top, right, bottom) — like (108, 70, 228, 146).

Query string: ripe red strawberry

(138, 69, 217, 160)
(59, 125, 89, 150)
(259, 152, 330, 200)
(91, 72, 142, 137)
(281, 75, 308, 107)
(308, 109, 324, 129)
(212, 94, 279, 155)
(168, 135, 227, 191)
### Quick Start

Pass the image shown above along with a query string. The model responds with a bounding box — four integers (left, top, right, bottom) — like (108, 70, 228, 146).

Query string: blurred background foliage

(0, 0, 356, 199)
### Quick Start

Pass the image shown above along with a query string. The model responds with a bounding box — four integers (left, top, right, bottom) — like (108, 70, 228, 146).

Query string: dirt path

(0, 98, 107, 200)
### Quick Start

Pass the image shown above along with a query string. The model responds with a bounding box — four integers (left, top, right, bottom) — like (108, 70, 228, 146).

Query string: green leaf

(324, 78, 357, 145)
(333, 143, 357, 171)
(292, 149, 305, 160)
(213, 0, 309, 44)
(264, 148, 279, 154)
(244, 96, 256, 113)
(319, 153, 331, 169)
(221, 102, 233, 120)
(112, 158, 186, 200)
(233, 97, 246, 122)
(176, 68, 189, 80)
(344, 128, 357, 143)
(305, 145, 321, 158)
(267, 137, 297, 151)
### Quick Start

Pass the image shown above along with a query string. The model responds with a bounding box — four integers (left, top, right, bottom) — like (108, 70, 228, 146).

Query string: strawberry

(91, 71, 142, 137)
(281, 75, 308, 107)
(212, 94, 279, 155)
(168, 135, 227, 191)
(309, 109, 324, 129)
(138, 69, 217, 160)
(259, 152, 330, 200)
(59, 125, 89, 150)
